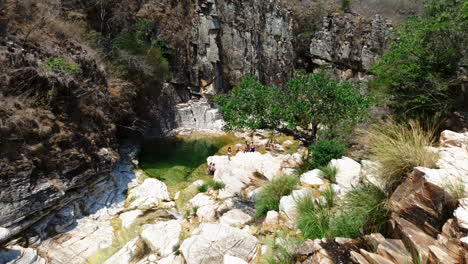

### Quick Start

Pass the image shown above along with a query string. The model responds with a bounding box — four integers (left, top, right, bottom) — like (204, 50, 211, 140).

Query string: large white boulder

(208, 152, 287, 199)
(127, 178, 170, 209)
(454, 198, 468, 230)
(196, 204, 218, 222)
(330, 157, 361, 192)
(119, 210, 142, 229)
(189, 193, 216, 208)
(440, 130, 468, 147)
(103, 237, 146, 264)
(279, 189, 312, 221)
(223, 255, 248, 264)
(220, 209, 253, 227)
(158, 253, 185, 264)
(180, 223, 258, 264)
(300, 169, 325, 187)
(141, 220, 181, 257)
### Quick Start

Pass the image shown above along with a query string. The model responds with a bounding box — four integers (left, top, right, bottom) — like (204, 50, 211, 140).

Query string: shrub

(370, 0, 467, 120)
(319, 164, 338, 183)
(333, 183, 388, 237)
(308, 139, 346, 169)
(197, 184, 208, 193)
(255, 175, 299, 218)
(368, 120, 439, 191)
(43, 57, 82, 74)
(341, 0, 351, 12)
(296, 183, 387, 239)
(207, 179, 225, 190)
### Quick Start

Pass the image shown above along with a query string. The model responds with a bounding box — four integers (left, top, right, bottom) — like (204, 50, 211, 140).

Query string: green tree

(214, 72, 371, 142)
(370, 0, 467, 120)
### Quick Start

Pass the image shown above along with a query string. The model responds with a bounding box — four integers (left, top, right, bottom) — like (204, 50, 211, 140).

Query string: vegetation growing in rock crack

(43, 57, 82, 74)
(255, 174, 299, 218)
(215, 71, 372, 142)
(318, 164, 338, 183)
(368, 119, 439, 192)
(262, 231, 302, 264)
(296, 183, 387, 239)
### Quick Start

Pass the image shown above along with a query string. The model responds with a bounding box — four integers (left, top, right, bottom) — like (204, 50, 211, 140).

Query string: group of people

(208, 140, 261, 175)
(242, 141, 256, 153)
(207, 162, 216, 175)
(265, 139, 278, 150)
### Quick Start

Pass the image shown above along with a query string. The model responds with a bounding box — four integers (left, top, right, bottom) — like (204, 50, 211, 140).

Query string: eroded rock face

(310, 13, 392, 78)
(180, 223, 258, 264)
(141, 220, 182, 257)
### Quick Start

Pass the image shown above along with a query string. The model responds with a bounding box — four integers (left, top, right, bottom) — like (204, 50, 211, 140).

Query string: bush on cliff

(215, 72, 372, 142)
(370, 0, 467, 121)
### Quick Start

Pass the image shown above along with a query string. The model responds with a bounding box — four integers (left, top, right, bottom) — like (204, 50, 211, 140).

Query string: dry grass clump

(368, 119, 439, 191)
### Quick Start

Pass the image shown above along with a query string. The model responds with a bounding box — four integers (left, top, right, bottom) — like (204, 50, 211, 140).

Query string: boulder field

(1, 130, 467, 264)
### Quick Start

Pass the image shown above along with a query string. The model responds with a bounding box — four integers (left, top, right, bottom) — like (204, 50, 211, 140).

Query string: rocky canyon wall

(0, 0, 394, 247)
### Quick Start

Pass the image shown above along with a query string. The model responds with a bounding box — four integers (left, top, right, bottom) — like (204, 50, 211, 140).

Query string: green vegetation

(296, 183, 387, 239)
(255, 175, 299, 218)
(197, 180, 225, 193)
(444, 177, 466, 201)
(197, 184, 209, 193)
(215, 72, 372, 142)
(112, 19, 170, 96)
(341, 0, 351, 12)
(319, 164, 338, 183)
(139, 133, 241, 195)
(308, 139, 346, 169)
(368, 120, 439, 191)
(43, 57, 82, 74)
(262, 232, 302, 264)
(207, 179, 225, 190)
(370, 0, 468, 120)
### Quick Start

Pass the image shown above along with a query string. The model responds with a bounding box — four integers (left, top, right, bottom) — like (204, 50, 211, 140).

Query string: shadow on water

(139, 133, 241, 193)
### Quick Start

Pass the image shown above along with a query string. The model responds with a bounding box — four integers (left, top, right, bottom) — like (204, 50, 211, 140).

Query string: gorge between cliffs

(1, 0, 467, 264)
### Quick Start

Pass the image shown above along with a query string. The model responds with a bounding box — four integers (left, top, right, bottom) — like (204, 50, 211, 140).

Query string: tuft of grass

(262, 232, 302, 264)
(296, 195, 331, 239)
(322, 185, 336, 208)
(296, 183, 387, 239)
(444, 177, 466, 201)
(197, 184, 208, 193)
(368, 119, 439, 191)
(207, 179, 225, 190)
(255, 174, 299, 218)
(319, 164, 338, 183)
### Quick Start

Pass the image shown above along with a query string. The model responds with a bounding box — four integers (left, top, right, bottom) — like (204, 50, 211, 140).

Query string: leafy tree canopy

(214, 72, 372, 141)
(370, 0, 467, 120)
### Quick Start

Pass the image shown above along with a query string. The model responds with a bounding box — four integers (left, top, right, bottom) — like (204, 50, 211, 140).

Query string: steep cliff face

(0, 35, 137, 243)
(308, 13, 393, 81)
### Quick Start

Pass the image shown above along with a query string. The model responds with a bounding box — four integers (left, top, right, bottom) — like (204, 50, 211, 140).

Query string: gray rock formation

(309, 13, 392, 80)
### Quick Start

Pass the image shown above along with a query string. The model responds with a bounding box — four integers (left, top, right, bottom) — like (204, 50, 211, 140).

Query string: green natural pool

(139, 133, 243, 194)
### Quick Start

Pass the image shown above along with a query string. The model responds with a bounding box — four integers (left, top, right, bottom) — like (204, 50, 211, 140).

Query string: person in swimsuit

(227, 147, 232, 161)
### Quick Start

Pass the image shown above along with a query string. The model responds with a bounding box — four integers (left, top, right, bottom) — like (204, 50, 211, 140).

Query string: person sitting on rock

(207, 162, 213, 175)
(227, 147, 232, 161)
(244, 142, 250, 153)
(250, 144, 256, 152)
(211, 163, 216, 175)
